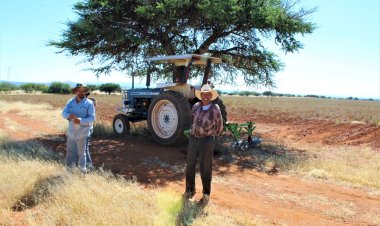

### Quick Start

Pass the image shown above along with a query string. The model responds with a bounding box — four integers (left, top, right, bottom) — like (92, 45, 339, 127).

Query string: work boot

(183, 191, 196, 200)
(199, 194, 210, 205)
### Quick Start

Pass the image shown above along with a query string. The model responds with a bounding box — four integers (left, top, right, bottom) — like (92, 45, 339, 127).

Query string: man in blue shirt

(62, 83, 96, 173)
(85, 92, 96, 170)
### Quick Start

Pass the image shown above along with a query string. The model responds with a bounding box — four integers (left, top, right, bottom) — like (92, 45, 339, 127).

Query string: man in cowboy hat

(62, 83, 96, 174)
(184, 84, 224, 204)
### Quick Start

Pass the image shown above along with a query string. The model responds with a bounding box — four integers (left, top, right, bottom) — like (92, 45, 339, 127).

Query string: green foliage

(20, 83, 48, 93)
(238, 91, 251, 96)
(245, 121, 256, 144)
(87, 84, 98, 91)
(262, 91, 272, 96)
(47, 82, 71, 94)
(50, 0, 316, 87)
(225, 121, 256, 143)
(183, 129, 190, 139)
(225, 122, 245, 142)
(0, 82, 18, 92)
(304, 94, 319, 98)
(99, 83, 121, 95)
(245, 121, 256, 137)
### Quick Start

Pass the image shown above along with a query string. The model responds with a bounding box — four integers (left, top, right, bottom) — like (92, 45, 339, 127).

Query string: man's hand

(73, 118, 80, 124)
(68, 114, 80, 124)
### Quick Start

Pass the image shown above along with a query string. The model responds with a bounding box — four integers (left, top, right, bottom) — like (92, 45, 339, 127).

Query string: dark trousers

(185, 135, 215, 195)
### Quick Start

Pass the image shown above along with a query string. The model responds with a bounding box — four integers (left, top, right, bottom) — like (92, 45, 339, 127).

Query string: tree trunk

(173, 66, 186, 83)
(202, 59, 212, 85)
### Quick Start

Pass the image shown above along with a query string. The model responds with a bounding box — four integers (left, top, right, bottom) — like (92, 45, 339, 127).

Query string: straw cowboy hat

(72, 83, 89, 93)
(195, 84, 219, 101)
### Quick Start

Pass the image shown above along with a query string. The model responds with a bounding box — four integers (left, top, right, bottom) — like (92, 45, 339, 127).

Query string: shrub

(304, 94, 319, 98)
(262, 91, 272, 96)
(87, 84, 98, 91)
(48, 82, 71, 94)
(20, 83, 48, 93)
(0, 82, 18, 92)
(238, 91, 251, 96)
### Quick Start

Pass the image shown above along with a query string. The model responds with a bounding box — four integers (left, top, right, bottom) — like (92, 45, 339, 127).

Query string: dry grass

(191, 205, 265, 226)
(297, 146, 380, 189)
(224, 138, 380, 190)
(31, 173, 175, 225)
(0, 158, 62, 211)
(0, 139, 182, 225)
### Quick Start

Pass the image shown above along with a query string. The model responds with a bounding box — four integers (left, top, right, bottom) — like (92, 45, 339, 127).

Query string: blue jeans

(66, 136, 87, 173)
(85, 130, 93, 167)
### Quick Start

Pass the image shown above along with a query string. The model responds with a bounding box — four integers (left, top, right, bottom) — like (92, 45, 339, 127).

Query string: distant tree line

(218, 90, 376, 101)
(0, 82, 376, 101)
(0, 82, 122, 95)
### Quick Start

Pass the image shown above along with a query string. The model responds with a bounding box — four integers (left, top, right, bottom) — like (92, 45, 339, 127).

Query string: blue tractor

(112, 54, 227, 146)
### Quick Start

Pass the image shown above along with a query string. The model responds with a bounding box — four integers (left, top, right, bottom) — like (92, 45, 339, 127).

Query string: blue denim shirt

(62, 97, 96, 139)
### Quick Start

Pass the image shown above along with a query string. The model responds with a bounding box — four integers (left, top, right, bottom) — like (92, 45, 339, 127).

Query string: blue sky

(0, 0, 379, 99)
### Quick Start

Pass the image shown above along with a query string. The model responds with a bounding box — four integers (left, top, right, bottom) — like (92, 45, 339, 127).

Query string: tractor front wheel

(113, 114, 130, 137)
(148, 91, 191, 146)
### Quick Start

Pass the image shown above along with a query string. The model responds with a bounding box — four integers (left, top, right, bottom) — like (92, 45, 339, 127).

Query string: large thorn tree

(51, 0, 316, 87)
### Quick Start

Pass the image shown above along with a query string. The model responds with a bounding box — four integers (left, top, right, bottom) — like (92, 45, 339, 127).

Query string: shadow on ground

(28, 133, 309, 186)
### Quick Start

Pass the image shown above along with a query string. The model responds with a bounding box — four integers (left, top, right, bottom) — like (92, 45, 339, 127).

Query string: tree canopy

(99, 83, 122, 94)
(51, 0, 316, 87)
(48, 82, 72, 94)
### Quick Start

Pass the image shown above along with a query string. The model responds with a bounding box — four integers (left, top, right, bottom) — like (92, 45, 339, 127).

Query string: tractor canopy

(145, 54, 222, 66)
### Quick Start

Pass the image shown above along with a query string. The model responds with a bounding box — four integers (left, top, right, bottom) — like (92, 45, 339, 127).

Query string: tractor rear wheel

(148, 91, 191, 146)
(113, 114, 130, 137)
